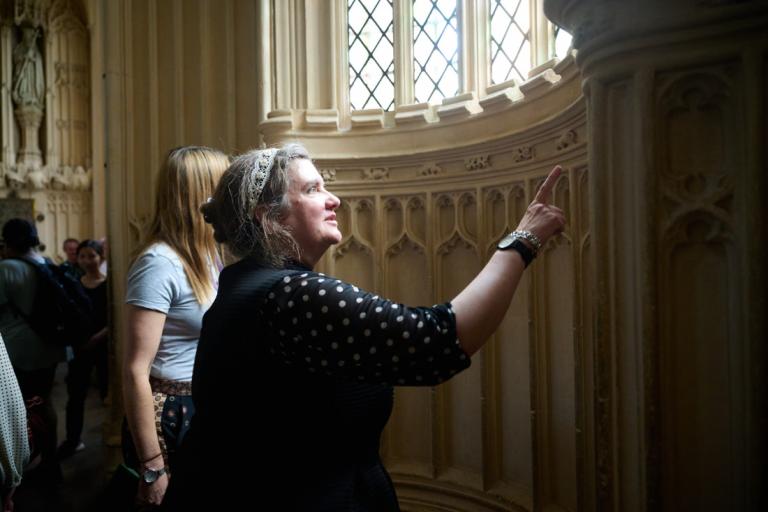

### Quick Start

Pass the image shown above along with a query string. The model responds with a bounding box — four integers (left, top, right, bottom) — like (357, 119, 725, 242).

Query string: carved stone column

(544, 1, 768, 511)
(262, 0, 347, 141)
(13, 104, 42, 166)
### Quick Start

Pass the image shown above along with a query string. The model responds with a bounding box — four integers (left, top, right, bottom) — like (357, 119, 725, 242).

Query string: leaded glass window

(413, 0, 459, 104)
(348, 0, 395, 110)
(489, 0, 531, 84)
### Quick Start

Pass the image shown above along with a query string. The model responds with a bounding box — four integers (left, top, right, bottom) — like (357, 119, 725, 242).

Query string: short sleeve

(125, 251, 178, 314)
(264, 271, 471, 386)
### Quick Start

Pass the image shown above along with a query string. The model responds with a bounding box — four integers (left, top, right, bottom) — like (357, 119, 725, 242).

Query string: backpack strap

(3, 257, 43, 325)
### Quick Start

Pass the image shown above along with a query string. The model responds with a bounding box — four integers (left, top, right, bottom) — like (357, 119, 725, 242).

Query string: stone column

(544, 1, 767, 511)
(14, 105, 42, 167)
(262, 0, 347, 141)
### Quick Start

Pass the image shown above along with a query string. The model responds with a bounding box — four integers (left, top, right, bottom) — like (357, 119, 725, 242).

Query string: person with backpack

(0, 218, 65, 486)
(58, 239, 109, 459)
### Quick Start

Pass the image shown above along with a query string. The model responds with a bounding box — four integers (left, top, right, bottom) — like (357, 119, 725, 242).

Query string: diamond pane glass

(490, 0, 531, 84)
(348, 0, 395, 110)
(554, 24, 573, 60)
(413, 0, 459, 104)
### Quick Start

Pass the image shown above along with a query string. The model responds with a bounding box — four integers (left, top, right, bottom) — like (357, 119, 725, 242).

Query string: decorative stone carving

(458, 192, 476, 208)
(319, 168, 337, 183)
(419, 164, 442, 176)
(362, 167, 388, 180)
(50, 166, 70, 190)
(556, 130, 578, 150)
(386, 235, 425, 257)
(25, 165, 49, 189)
(13, 0, 48, 28)
(71, 166, 90, 190)
(464, 155, 491, 171)
(335, 236, 372, 257)
(436, 194, 454, 208)
(407, 196, 424, 211)
(0, 162, 92, 191)
(383, 197, 401, 212)
(662, 172, 732, 206)
(437, 232, 476, 255)
(14, 105, 44, 168)
(512, 146, 534, 162)
(5, 167, 26, 190)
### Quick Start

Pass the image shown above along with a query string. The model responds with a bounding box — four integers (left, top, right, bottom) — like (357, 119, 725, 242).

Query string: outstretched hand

(515, 166, 566, 246)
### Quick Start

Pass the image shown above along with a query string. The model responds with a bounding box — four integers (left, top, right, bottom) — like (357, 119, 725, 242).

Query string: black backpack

(9, 257, 95, 347)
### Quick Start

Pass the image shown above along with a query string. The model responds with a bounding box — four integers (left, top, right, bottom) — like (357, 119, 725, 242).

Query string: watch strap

(508, 239, 534, 267)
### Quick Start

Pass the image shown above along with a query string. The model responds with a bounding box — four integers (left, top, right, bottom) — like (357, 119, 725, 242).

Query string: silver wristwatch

(142, 466, 167, 484)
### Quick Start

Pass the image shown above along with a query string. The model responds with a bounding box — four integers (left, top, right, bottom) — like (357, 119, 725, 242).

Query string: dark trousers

(64, 344, 109, 443)
(13, 365, 59, 475)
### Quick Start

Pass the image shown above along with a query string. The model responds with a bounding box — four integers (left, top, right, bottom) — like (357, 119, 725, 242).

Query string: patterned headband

(249, 148, 278, 203)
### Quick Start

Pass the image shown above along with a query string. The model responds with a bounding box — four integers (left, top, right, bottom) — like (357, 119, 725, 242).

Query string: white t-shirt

(125, 243, 217, 381)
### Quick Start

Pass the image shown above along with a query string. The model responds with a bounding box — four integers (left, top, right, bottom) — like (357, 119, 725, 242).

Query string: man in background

(0, 219, 64, 486)
(59, 238, 82, 281)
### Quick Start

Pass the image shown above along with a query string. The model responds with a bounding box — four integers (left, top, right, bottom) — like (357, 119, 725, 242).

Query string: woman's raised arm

(452, 166, 566, 356)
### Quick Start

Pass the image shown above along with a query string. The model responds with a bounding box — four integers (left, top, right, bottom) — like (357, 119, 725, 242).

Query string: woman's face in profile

(281, 159, 342, 257)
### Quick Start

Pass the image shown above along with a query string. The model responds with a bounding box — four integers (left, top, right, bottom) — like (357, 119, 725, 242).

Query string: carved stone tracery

(0, 0, 92, 263)
(464, 154, 491, 171)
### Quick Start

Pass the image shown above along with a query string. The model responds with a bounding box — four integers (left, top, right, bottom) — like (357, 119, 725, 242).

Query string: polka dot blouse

(0, 334, 29, 491)
(261, 271, 472, 386)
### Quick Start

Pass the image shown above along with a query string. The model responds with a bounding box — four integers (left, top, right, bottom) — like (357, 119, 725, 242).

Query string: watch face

(497, 234, 515, 249)
(143, 469, 159, 483)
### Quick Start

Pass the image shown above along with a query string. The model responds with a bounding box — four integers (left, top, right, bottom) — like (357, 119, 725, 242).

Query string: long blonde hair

(134, 146, 230, 304)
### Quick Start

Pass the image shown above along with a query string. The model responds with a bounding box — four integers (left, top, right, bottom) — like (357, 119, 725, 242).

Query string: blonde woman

(122, 146, 228, 507)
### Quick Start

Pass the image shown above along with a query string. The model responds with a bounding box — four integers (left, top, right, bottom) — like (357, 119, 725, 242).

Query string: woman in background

(58, 239, 109, 459)
(122, 146, 229, 507)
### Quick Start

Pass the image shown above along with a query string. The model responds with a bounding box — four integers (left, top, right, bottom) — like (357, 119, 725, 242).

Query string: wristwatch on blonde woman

(497, 230, 540, 267)
(142, 466, 167, 484)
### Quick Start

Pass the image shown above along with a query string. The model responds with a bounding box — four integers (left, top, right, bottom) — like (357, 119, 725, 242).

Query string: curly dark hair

(200, 143, 310, 266)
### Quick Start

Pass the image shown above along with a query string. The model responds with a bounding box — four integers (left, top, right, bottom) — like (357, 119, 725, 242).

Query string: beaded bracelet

(511, 230, 542, 253)
(139, 452, 163, 464)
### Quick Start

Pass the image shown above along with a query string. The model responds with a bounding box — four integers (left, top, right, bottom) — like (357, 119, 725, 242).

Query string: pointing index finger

(534, 165, 562, 204)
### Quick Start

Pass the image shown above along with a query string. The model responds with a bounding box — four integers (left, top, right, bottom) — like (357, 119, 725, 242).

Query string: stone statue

(50, 166, 71, 190)
(5, 167, 26, 190)
(71, 166, 91, 190)
(12, 26, 45, 110)
(26, 165, 49, 189)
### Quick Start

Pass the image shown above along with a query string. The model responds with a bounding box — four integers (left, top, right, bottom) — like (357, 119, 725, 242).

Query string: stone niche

(0, 0, 92, 261)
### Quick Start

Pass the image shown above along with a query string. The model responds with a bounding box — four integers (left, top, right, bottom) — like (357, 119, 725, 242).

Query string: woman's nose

(327, 192, 341, 209)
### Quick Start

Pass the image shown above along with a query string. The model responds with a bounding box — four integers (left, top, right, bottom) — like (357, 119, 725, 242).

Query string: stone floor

(13, 363, 112, 512)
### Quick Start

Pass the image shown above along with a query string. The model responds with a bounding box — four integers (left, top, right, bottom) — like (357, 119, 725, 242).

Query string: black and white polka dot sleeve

(263, 271, 471, 386)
